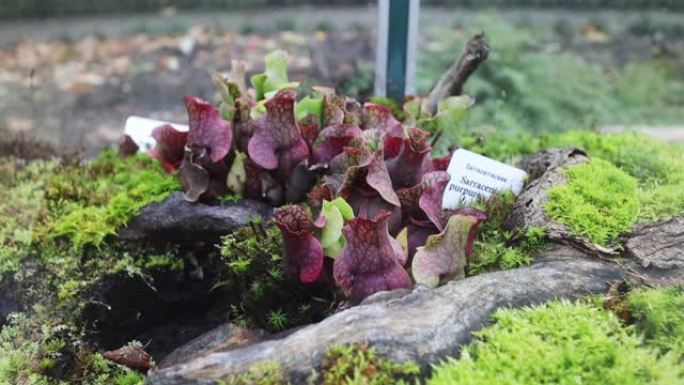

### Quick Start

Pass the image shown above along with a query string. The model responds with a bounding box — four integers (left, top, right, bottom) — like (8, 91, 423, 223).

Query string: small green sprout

(267, 309, 288, 331)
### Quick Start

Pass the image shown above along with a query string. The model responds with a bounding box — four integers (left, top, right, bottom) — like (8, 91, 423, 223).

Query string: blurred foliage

(3, 0, 684, 18)
(418, 15, 684, 134)
(0, 1, 366, 18)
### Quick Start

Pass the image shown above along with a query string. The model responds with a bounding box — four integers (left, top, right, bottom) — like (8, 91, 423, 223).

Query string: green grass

(545, 159, 638, 246)
(428, 295, 684, 385)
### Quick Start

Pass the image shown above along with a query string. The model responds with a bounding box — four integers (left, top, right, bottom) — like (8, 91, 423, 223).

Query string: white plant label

(442, 149, 527, 209)
(123, 116, 188, 151)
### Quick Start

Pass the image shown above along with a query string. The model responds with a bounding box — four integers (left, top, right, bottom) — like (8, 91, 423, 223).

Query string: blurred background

(1, 0, 683, 156)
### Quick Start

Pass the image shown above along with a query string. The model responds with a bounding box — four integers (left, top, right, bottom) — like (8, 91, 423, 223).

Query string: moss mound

(0, 150, 182, 385)
(464, 130, 684, 225)
(43, 150, 180, 249)
(628, 286, 684, 360)
(318, 344, 419, 385)
(0, 150, 180, 274)
(428, 295, 684, 385)
(545, 158, 639, 246)
(470, 191, 545, 274)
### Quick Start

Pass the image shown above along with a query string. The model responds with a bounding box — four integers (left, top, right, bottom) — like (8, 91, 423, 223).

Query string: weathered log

(516, 147, 587, 181)
(146, 247, 650, 385)
(158, 324, 267, 369)
(625, 216, 684, 270)
(425, 33, 490, 116)
(117, 192, 273, 245)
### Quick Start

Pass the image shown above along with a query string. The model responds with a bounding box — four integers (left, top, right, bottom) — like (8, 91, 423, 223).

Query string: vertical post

(374, 0, 420, 101)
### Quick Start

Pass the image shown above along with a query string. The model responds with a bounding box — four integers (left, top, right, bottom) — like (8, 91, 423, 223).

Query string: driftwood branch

(425, 32, 490, 116)
(147, 246, 682, 385)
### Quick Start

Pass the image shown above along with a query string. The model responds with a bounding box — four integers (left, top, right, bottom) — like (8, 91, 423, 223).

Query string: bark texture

(625, 217, 684, 270)
(158, 324, 266, 370)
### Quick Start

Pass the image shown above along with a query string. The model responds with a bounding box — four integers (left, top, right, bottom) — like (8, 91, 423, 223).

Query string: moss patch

(0, 149, 183, 384)
(545, 158, 638, 246)
(42, 150, 180, 249)
(317, 343, 420, 385)
(427, 298, 683, 385)
(470, 191, 545, 274)
(0, 306, 145, 385)
(221, 361, 287, 385)
(0, 150, 180, 274)
(628, 286, 684, 360)
(463, 130, 684, 224)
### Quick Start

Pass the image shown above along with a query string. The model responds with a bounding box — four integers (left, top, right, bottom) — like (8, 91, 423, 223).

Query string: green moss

(470, 191, 545, 274)
(266, 308, 288, 331)
(0, 149, 186, 384)
(428, 300, 683, 385)
(0, 159, 55, 273)
(544, 131, 680, 185)
(0, 306, 143, 385)
(43, 150, 180, 249)
(113, 371, 145, 385)
(545, 159, 638, 246)
(0, 149, 184, 301)
(637, 184, 684, 223)
(0, 149, 180, 275)
(628, 286, 684, 360)
(317, 343, 420, 385)
(221, 361, 288, 385)
(463, 130, 684, 224)
(80, 352, 146, 385)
